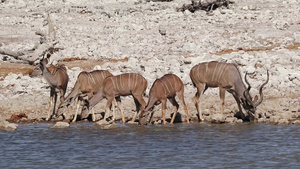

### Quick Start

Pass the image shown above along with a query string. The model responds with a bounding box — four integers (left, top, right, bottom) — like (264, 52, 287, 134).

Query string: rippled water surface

(0, 123, 299, 168)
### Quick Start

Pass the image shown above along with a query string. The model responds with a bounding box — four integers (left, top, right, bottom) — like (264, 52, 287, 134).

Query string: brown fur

(139, 74, 189, 125)
(56, 70, 113, 122)
(88, 73, 147, 125)
(40, 58, 69, 121)
(190, 61, 269, 121)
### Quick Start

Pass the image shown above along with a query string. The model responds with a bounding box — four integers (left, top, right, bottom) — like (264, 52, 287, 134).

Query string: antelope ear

(254, 95, 259, 103)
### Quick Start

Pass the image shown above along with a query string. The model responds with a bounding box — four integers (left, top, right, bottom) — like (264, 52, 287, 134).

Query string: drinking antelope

(56, 70, 113, 122)
(139, 74, 190, 125)
(40, 58, 69, 121)
(87, 73, 147, 125)
(190, 61, 269, 121)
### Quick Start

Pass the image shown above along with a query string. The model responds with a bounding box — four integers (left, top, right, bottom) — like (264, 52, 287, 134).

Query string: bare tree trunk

(0, 12, 58, 65)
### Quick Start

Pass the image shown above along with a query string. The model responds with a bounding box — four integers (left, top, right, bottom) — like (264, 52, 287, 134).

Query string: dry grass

(0, 57, 129, 78)
(213, 42, 300, 55)
(0, 62, 35, 78)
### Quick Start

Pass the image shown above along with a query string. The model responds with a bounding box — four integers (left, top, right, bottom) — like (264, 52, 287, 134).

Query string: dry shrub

(177, 0, 233, 13)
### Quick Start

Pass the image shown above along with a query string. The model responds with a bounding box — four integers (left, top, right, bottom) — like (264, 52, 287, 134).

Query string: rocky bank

(0, 0, 300, 126)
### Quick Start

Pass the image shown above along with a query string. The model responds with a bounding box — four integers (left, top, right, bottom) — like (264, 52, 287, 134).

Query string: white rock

(292, 120, 300, 125)
(95, 119, 116, 129)
(245, 65, 256, 74)
(51, 122, 70, 129)
(210, 114, 225, 123)
(93, 65, 102, 70)
(0, 121, 18, 131)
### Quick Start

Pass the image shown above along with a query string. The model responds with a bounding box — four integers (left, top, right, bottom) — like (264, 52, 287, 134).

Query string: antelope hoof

(46, 116, 52, 121)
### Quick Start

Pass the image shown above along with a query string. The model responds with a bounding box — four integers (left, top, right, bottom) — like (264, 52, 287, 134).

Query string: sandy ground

(0, 0, 300, 124)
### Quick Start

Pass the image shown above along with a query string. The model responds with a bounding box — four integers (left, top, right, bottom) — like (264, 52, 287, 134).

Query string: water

(0, 123, 299, 169)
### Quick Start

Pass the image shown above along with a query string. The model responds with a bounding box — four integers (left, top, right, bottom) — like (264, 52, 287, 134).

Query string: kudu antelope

(40, 58, 69, 121)
(139, 74, 190, 125)
(190, 61, 269, 121)
(56, 70, 113, 122)
(87, 73, 147, 125)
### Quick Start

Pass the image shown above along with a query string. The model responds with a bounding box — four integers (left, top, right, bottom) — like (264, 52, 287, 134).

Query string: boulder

(269, 116, 281, 124)
(225, 117, 237, 123)
(280, 112, 293, 121)
(277, 119, 289, 125)
(257, 117, 267, 123)
(210, 114, 226, 124)
(51, 122, 70, 129)
(0, 121, 18, 131)
(292, 120, 300, 125)
(95, 119, 116, 129)
(127, 121, 138, 125)
(236, 119, 243, 123)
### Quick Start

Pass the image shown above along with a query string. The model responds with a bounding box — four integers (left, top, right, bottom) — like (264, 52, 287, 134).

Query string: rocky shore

(0, 0, 300, 129)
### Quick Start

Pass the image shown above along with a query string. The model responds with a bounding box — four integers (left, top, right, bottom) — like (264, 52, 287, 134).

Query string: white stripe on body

(111, 77, 117, 91)
(88, 73, 96, 85)
(101, 71, 105, 80)
(94, 72, 100, 84)
(205, 62, 208, 77)
(128, 73, 131, 90)
(161, 79, 170, 95)
(165, 76, 173, 93)
(135, 74, 138, 89)
(215, 63, 226, 83)
(120, 75, 125, 91)
(217, 64, 228, 83)
(197, 64, 202, 84)
(172, 75, 177, 90)
(211, 62, 218, 83)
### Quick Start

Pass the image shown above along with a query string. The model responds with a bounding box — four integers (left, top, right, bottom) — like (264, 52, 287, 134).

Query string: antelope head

(56, 97, 73, 117)
(138, 111, 148, 126)
(240, 70, 269, 119)
(138, 95, 160, 126)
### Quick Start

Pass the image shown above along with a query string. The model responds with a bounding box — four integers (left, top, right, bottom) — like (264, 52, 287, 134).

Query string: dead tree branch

(0, 12, 59, 65)
(177, 0, 233, 13)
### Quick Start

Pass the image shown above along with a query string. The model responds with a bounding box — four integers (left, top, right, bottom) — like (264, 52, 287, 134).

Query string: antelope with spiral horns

(139, 74, 190, 126)
(39, 58, 69, 121)
(190, 61, 269, 121)
(56, 70, 113, 122)
(86, 73, 147, 125)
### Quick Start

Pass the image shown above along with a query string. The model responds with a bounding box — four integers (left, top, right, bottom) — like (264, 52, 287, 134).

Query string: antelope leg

(116, 101, 125, 125)
(178, 91, 190, 124)
(105, 97, 114, 120)
(112, 99, 116, 121)
(91, 108, 96, 122)
(72, 100, 81, 122)
(169, 97, 179, 124)
(193, 83, 206, 122)
(161, 100, 167, 125)
(219, 88, 226, 114)
(170, 107, 178, 124)
(46, 96, 54, 121)
(148, 111, 154, 124)
(131, 98, 139, 122)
